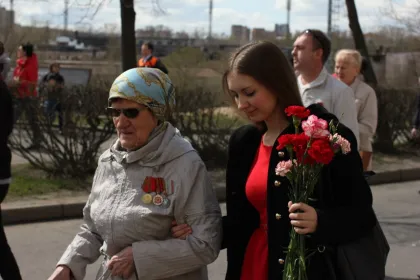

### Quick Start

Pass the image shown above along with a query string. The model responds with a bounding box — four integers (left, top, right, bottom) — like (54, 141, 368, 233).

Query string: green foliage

(374, 85, 419, 152)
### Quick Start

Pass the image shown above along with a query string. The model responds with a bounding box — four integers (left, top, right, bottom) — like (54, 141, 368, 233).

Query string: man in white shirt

(292, 29, 359, 146)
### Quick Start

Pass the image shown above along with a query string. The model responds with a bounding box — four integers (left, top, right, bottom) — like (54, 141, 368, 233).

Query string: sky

(0, 0, 416, 36)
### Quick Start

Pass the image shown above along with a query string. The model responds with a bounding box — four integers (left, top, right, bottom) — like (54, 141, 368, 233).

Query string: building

(251, 28, 276, 41)
(274, 24, 289, 38)
(0, 6, 14, 31)
(231, 25, 250, 43)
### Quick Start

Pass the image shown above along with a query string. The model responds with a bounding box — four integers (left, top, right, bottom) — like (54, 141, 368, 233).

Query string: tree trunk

(120, 0, 137, 71)
(345, 0, 378, 86)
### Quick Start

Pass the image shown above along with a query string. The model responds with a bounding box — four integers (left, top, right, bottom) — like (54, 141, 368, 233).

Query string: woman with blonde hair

(335, 49, 378, 171)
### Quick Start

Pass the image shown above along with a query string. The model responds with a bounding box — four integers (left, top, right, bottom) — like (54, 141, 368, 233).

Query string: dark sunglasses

(106, 107, 145, 119)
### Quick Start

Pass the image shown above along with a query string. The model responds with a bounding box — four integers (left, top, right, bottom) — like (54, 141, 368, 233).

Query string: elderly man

(292, 29, 359, 146)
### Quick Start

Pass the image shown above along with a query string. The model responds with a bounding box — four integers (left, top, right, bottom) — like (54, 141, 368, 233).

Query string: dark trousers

(44, 99, 63, 131)
(0, 184, 22, 280)
(14, 97, 42, 146)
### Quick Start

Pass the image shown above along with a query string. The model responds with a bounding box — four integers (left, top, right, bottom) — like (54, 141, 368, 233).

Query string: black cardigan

(223, 104, 376, 280)
(412, 93, 420, 129)
(0, 79, 13, 182)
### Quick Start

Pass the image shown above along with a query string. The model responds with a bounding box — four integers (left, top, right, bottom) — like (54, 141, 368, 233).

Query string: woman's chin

(247, 114, 264, 123)
(119, 138, 136, 150)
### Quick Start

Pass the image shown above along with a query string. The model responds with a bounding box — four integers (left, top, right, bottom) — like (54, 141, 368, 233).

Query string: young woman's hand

(171, 220, 192, 240)
(288, 201, 318, 235)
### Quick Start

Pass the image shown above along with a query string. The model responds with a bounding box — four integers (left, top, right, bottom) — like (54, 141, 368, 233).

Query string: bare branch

(381, 0, 420, 35)
(150, 0, 166, 16)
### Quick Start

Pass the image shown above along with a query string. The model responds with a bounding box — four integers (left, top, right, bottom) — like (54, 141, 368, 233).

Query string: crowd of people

(0, 29, 418, 280)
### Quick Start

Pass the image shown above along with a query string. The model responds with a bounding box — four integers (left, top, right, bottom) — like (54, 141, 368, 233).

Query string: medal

(153, 194, 163, 206)
(141, 193, 153, 204)
(162, 197, 170, 208)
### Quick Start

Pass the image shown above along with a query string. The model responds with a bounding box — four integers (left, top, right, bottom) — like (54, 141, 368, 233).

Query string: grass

(7, 164, 92, 200)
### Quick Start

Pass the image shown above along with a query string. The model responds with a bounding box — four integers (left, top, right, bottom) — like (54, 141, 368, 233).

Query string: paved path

(4, 181, 420, 280)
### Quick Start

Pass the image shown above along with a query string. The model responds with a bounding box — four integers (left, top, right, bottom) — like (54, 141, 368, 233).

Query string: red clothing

(12, 54, 38, 98)
(240, 140, 272, 280)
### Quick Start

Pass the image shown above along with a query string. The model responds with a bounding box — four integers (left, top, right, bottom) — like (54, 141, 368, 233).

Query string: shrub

(9, 83, 115, 180)
(373, 85, 419, 152)
(172, 82, 247, 169)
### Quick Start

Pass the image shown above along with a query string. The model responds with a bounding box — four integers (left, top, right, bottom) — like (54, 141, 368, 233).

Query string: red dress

(240, 140, 271, 280)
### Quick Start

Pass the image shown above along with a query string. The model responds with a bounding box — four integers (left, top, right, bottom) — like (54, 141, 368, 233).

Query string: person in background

(411, 77, 420, 140)
(0, 41, 11, 80)
(0, 79, 22, 280)
(292, 29, 360, 146)
(334, 49, 378, 172)
(41, 63, 65, 132)
(138, 42, 169, 74)
(9, 43, 41, 150)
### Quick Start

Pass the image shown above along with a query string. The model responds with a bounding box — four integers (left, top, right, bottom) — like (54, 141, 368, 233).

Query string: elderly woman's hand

(107, 246, 135, 279)
(171, 220, 192, 240)
(288, 201, 318, 235)
(47, 265, 71, 280)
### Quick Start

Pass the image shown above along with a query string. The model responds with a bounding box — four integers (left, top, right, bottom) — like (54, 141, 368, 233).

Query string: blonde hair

(335, 49, 362, 71)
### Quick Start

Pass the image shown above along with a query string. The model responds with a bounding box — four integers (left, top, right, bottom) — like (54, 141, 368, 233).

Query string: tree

(41, 0, 165, 71)
(382, 0, 420, 35)
(345, 0, 378, 85)
(118, 0, 165, 71)
(120, 0, 137, 71)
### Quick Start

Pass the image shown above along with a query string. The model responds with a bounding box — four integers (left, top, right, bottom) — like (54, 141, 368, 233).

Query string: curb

(3, 168, 420, 226)
(368, 167, 420, 186)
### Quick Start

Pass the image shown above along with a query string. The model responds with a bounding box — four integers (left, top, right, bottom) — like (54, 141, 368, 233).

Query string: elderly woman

(48, 68, 222, 280)
(335, 49, 378, 171)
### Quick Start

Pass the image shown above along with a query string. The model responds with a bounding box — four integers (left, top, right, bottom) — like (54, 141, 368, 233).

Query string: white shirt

(298, 68, 360, 146)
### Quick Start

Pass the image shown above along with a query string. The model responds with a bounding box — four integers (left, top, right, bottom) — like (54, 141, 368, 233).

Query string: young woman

(172, 41, 376, 280)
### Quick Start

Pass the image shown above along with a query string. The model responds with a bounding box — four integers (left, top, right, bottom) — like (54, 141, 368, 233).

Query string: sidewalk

(3, 152, 420, 225)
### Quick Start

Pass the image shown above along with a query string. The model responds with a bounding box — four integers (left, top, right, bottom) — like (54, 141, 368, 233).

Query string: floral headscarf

(108, 67, 175, 120)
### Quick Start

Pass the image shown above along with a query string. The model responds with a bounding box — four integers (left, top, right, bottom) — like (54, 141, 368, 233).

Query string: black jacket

(42, 72, 65, 85)
(0, 79, 13, 181)
(413, 93, 420, 129)
(223, 104, 376, 280)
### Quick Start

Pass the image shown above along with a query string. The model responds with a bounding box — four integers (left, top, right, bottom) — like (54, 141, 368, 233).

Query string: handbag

(331, 216, 389, 280)
(322, 171, 390, 279)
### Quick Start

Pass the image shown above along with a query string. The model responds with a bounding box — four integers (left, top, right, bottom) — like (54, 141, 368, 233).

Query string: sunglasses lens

(106, 107, 141, 118)
(106, 108, 120, 117)
(123, 109, 140, 119)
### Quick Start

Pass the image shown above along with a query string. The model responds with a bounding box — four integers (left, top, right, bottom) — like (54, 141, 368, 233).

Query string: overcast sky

(1, 0, 415, 35)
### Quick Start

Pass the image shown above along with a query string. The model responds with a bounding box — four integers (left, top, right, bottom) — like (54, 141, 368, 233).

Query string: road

(4, 180, 420, 280)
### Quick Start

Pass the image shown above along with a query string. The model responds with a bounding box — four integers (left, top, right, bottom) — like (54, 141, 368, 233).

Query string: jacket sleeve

(0, 57, 10, 80)
(56, 171, 104, 280)
(357, 85, 378, 136)
(0, 80, 13, 140)
(412, 93, 420, 129)
(155, 59, 169, 74)
(132, 158, 222, 279)
(333, 86, 360, 148)
(313, 125, 376, 245)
